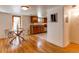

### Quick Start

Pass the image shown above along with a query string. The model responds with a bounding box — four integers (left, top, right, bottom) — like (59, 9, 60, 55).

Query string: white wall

(65, 6, 79, 45)
(0, 12, 12, 38)
(21, 16, 30, 37)
(47, 6, 65, 47)
(63, 7, 70, 47)
(64, 15, 70, 47)
(70, 15, 79, 44)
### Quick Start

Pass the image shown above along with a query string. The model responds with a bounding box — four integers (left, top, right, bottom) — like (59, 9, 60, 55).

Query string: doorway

(12, 16, 21, 33)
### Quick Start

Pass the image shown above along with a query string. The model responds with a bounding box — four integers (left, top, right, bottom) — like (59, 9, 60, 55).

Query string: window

(12, 16, 21, 32)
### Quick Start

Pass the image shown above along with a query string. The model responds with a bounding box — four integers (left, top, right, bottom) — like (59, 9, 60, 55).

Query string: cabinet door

(43, 18, 47, 23)
(33, 25, 40, 34)
(40, 25, 44, 33)
(31, 16, 38, 23)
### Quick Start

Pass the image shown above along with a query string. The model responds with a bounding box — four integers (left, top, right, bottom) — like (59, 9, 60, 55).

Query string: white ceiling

(0, 5, 60, 17)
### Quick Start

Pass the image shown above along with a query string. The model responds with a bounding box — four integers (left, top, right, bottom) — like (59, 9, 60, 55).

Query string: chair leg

(9, 37, 16, 45)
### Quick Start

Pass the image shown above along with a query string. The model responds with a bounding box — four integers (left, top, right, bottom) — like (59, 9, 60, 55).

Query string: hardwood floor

(0, 35, 79, 53)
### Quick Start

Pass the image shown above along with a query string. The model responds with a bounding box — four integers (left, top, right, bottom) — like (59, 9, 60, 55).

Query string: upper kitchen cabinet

(31, 16, 38, 23)
(43, 18, 47, 23)
(31, 16, 47, 23)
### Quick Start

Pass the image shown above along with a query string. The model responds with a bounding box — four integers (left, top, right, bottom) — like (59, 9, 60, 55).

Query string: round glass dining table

(8, 28, 25, 47)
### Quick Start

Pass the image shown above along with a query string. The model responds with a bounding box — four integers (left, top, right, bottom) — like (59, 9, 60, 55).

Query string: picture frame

(51, 13, 58, 22)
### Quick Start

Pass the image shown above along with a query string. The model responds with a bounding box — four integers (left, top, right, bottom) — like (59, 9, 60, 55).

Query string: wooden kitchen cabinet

(30, 25, 46, 34)
(40, 25, 45, 33)
(30, 25, 40, 34)
(42, 18, 47, 23)
(31, 16, 38, 23)
(30, 16, 47, 34)
(31, 16, 47, 23)
(33, 25, 40, 34)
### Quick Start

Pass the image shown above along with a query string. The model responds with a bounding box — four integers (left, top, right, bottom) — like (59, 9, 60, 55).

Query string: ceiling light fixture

(21, 6, 29, 10)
